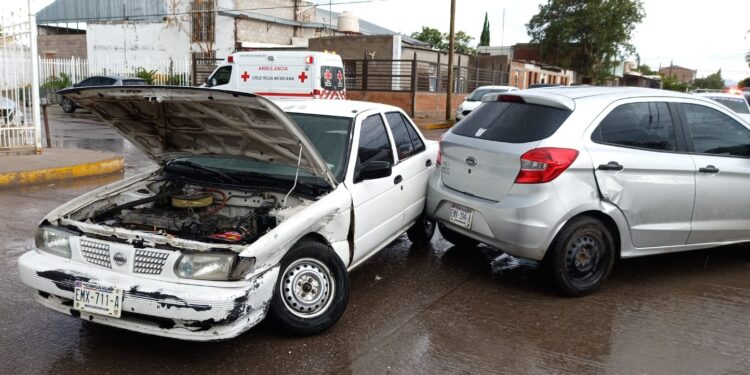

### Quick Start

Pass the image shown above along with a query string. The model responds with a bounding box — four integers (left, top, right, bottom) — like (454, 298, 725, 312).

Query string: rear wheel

(268, 240, 350, 335)
(548, 217, 615, 296)
(407, 214, 436, 247)
(438, 223, 478, 248)
(61, 97, 76, 113)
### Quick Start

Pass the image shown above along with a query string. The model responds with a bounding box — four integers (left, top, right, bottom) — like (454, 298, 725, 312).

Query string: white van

(205, 51, 346, 100)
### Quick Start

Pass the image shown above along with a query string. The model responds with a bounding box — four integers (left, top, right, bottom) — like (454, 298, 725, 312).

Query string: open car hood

(59, 86, 337, 188)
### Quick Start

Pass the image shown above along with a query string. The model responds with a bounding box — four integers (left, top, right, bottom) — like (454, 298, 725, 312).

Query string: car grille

(80, 240, 112, 268)
(133, 250, 169, 275)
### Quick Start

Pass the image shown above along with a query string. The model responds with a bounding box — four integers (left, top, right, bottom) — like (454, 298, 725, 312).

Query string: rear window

(122, 79, 147, 86)
(321, 66, 345, 92)
(452, 101, 572, 143)
(706, 96, 750, 114)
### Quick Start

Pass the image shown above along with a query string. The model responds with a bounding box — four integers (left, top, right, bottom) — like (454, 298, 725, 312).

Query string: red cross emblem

(324, 69, 332, 84)
(241, 71, 250, 82)
(336, 70, 343, 81)
(298, 71, 308, 83)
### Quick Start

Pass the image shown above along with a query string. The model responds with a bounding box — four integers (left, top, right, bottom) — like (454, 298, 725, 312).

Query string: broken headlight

(175, 253, 255, 281)
(35, 226, 74, 258)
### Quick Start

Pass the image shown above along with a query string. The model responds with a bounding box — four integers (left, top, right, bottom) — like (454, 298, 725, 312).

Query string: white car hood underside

(59, 86, 337, 187)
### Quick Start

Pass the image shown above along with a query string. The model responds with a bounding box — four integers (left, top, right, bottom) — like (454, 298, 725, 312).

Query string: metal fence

(39, 56, 193, 87)
(0, 19, 38, 152)
(343, 58, 508, 93)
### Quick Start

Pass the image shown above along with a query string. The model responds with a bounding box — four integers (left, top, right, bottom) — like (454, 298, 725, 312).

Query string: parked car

(456, 85, 518, 121)
(0, 96, 24, 124)
(694, 92, 750, 123)
(19, 86, 437, 341)
(427, 87, 750, 295)
(60, 76, 147, 113)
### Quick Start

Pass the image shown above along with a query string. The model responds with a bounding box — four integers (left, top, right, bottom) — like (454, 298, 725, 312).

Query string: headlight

(35, 226, 73, 258)
(175, 253, 255, 281)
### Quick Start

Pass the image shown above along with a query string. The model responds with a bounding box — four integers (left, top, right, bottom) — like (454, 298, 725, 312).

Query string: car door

(585, 100, 696, 248)
(677, 102, 750, 244)
(383, 111, 433, 226)
(347, 112, 403, 264)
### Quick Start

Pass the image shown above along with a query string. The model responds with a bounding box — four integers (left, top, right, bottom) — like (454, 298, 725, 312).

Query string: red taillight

(436, 134, 444, 165)
(305, 55, 314, 64)
(515, 148, 578, 184)
(498, 95, 525, 103)
(227, 55, 234, 63)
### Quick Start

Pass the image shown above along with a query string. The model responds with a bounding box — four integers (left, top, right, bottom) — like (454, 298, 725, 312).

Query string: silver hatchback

(427, 87, 750, 295)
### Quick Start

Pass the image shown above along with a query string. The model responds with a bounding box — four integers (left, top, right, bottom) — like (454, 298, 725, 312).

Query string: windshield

(467, 88, 510, 101)
(707, 97, 750, 114)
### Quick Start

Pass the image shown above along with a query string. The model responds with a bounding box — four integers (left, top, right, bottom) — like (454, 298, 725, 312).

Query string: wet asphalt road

(1, 107, 749, 374)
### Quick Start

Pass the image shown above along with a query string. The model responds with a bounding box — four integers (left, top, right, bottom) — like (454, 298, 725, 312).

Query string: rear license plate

(73, 281, 123, 318)
(449, 204, 473, 229)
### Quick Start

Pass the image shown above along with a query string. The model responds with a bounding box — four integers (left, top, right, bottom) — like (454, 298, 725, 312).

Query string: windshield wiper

(166, 159, 238, 184)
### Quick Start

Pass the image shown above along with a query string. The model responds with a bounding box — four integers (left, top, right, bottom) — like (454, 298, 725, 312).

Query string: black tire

(61, 97, 76, 113)
(407, 214, 436, 247)
(438, 223, 478, 248)
(268, 240, 350, 335)
(547, 217, 615, 297)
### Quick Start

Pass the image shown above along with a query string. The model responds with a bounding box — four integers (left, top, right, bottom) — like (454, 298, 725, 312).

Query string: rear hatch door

(440, 98, 572, 202)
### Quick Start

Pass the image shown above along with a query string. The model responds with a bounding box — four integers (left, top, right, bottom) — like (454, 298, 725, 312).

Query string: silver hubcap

(280, 258, 334, 318)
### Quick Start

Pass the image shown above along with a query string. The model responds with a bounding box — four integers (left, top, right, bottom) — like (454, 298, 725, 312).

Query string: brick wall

(347, 90, 466, 122)
(38, 34, 87, 58)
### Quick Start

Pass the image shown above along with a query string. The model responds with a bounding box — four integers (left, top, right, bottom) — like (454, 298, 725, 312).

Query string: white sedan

(18, 87, 437, 341)
(694, 92, 750, 124)
(456, 85, 518, 121)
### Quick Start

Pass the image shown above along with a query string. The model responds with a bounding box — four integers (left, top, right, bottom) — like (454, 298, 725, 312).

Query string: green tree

(738, 77, 750, 88)
(637, 64, 656, 75)
(411, 26, 446, 51)
(527, 0, 645, 83)
(660, 74, 689, 92)
(693, 69, 725, 90)
(479, 12, 490, 47)
(454, 31, 476, 55)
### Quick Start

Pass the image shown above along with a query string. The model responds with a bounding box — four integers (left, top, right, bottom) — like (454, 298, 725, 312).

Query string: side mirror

(355, 161, 391, 182)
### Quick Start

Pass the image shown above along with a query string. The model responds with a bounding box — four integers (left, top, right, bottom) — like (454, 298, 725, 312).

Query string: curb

(421, 121, 454, 130)
(0, 157, 124, 189)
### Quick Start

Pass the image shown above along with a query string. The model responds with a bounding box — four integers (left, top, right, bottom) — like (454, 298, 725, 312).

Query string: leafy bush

(133, 67, 158, 85)
(41, 72, 72, 89)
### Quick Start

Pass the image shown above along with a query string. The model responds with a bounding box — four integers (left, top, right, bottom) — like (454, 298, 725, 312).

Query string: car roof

(510, 86, 696, 111)
(90, 75, 145, 80)
(273, 99, 401, 118)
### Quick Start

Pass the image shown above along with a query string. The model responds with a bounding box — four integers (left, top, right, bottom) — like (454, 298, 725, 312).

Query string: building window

(428, 63, 438, 92)
(191, 0, 215, 43)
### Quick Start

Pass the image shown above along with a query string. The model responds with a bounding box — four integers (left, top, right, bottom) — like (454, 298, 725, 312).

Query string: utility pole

(29, 0, 42, 152)
(445, 0, 456, 121)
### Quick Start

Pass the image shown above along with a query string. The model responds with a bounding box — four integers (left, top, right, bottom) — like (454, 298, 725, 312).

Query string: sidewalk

(0, 148, 124, 189)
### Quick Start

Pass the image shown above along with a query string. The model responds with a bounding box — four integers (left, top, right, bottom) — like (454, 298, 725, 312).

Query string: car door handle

(394, 175, 403, 184)
(425, 159, 432, 167)
(597, 161, 623, 171)
(699, 165, 720, 174)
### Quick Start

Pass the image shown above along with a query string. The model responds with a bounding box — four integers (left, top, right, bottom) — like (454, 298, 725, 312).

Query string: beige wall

(510, 60, 576, 89)
(309, 35, 396, 60)
(38, 34, 87, 58)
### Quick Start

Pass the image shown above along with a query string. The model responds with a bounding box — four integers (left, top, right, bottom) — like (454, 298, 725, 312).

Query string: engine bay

(74, 179, 309, 246)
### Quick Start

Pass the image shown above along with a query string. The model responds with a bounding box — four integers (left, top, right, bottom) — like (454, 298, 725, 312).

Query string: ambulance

(204, 51, 346, 100)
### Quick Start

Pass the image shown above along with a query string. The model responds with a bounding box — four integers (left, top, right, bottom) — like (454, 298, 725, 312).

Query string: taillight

(515, 148, 578, 184)
(436, 134, 444, 165)
(305, 55, 314, 64)
(227, 55, 234, 63)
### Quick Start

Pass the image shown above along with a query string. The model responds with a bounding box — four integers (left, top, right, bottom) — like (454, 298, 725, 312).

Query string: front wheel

(61, 97, 76, 113)
(547, 217, 615, 296)
(268, 240, 350, 335)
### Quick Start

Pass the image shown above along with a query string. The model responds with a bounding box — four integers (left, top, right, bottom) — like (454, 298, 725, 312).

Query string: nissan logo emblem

(466, 157, 477, 166)
(113, 252, 127, 266)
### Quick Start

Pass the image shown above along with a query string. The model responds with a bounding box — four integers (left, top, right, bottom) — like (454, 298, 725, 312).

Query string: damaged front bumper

(18, 250, 279, 341)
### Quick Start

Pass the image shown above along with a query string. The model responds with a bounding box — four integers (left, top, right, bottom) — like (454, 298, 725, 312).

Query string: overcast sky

(323, 0, 750, 83)
(7, 0, 750, 84)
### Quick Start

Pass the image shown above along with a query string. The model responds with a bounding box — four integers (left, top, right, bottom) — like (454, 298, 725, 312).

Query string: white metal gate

(0, 13, 41, 153)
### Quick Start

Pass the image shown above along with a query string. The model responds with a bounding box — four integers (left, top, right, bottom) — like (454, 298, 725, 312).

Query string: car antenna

(283, 143, 304, 208)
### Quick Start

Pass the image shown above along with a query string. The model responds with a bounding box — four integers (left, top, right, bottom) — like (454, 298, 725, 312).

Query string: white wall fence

(0, 19, 38, 152)
(39, 56, 193, 87)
